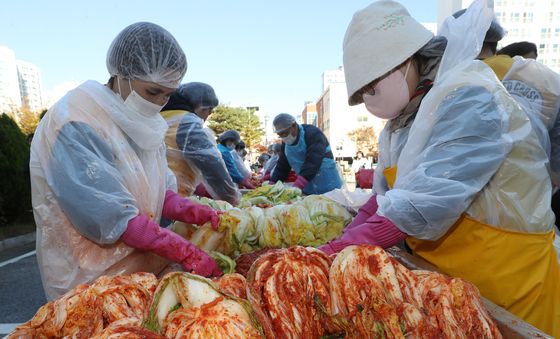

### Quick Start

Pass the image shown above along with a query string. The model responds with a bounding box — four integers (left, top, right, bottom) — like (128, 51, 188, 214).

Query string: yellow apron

(160, 109, 185, 120)
(483, 55, 514, 80)
(161, 109, 199, 197)
(384, 167, 560, 337)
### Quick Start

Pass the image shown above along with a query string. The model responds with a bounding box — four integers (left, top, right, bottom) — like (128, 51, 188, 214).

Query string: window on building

(357, 116, 368, 122)
(541, 28, 552, 39)
(553, 44, 559, 53)
(539, 43, 546, 54)
(555, 28, 560, 36)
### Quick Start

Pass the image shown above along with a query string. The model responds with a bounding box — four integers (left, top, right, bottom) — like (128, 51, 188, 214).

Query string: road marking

(0, 323, 21, 335)
(0, 250, 36, 268)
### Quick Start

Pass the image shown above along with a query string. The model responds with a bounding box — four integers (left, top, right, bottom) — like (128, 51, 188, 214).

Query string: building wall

(17, 60, 43, 112)
(301, 102, 317, 126)
(494, 0, 560, 72)
(322, 66, 346, 92)
(0, 45, 45, 117)
(316, 79, 385, 159)
(0, 46, 22, 115)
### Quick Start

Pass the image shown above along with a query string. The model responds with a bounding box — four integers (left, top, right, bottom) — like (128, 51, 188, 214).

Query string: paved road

(0, 242, 46, 336)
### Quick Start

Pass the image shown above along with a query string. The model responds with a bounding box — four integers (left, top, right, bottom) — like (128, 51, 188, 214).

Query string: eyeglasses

(355, 70, 393, 98)
(277, 124, 294, 137)
(356, 81, 377, 98)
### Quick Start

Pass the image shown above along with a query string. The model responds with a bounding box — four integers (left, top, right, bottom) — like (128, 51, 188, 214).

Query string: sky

(0, 0, 437, 116)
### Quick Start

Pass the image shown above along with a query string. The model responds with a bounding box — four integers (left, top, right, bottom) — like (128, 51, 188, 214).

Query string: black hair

(236, 140, 246, 151)
(485, 41, 498, 55)
(497, 41, 538, 58)
(412, 36, 447, 77)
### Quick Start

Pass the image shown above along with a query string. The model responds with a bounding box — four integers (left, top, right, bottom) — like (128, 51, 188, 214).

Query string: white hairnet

(273, 113, 296, 133)
(106, 22, 187, 89)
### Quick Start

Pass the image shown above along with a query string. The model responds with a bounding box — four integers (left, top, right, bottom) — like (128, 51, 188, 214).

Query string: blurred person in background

(271, 113, 342, 194)
(261, 143, 281, 181)
(161, 82, 241, 205)
(232, 140, 252, 180)
(455, 10, 560, 234)
(217, 130, 255, 189)
(497, 41, 538, 59)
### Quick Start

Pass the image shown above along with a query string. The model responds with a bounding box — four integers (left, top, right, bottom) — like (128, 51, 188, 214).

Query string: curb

(0, 232, 36, 252)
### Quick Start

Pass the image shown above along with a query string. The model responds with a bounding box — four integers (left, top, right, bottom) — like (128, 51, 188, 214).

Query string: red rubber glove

(121, 214, 222, 277)
(241, 177, 256, 189)
(162, 190, 219, 230)
(319, 214, 407, 255)
(346, 194, 378, 230)
(292, 175, 309, 190)
(286, 170, 298, 182)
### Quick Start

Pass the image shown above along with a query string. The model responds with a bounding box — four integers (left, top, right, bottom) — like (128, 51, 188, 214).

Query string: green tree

(0, 114, 31, 225)
(208, 105, 265, 148)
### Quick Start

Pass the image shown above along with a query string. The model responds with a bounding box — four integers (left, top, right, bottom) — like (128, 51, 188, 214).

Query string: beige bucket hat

(343, 0, 433, 105)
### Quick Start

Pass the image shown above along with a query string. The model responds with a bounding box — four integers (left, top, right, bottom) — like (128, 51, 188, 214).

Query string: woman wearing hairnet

(30, 22, 222, 300)
(271, 113, 342, 194)
(161, 82, 241, 205)
(319, 0, 559, 335)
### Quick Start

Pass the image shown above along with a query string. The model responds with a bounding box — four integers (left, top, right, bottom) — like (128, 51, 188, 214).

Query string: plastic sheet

(501, 57, 560, 185)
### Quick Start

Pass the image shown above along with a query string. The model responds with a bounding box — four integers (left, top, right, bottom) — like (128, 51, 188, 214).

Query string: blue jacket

(271, 124, 334, 182)
(218, 143, 244, 184)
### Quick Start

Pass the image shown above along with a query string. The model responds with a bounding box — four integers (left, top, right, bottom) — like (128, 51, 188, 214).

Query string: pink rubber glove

(194, 183, 212, 198)
(346, 194, 379, 230)
(262, 172, 271, 182)
(241, 177, 256, 189)
(121, 214, 222, 277)
(319, 214, 407, 255)
(292, 175, 309, 190)
(162, 190, 219, 230)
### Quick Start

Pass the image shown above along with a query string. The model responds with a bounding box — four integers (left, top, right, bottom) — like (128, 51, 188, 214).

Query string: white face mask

(282, 133, 297, 145)
(112, 77, 168, 150)
(362, 60, 411, 120)
(119, 78, 164, 117)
